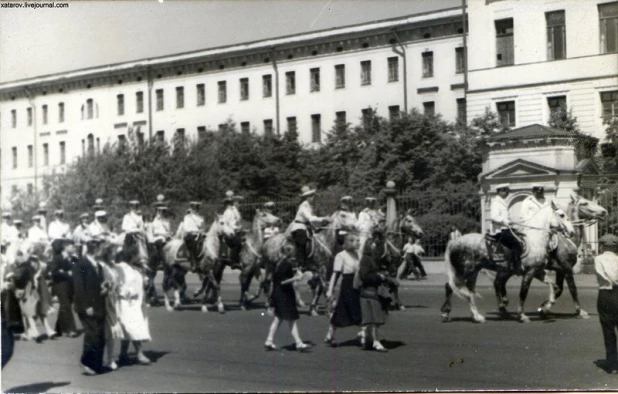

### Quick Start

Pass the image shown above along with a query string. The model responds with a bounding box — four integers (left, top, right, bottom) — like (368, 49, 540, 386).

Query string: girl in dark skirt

(264, 244, 310, 352)
(359, 239, 388, 352)
(324, 233, 362, 347)
(50, 242, 78, 338)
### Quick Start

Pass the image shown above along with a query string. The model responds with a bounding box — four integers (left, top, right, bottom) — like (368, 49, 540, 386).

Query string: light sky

(0, 0, 460, 83)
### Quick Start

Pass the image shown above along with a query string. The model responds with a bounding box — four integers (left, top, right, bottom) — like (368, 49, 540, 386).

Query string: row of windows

(494, 91, 618, 127)
(8, 141, 66, 169)
(495, 2, 617, 67)
(9, 103, 65, 128)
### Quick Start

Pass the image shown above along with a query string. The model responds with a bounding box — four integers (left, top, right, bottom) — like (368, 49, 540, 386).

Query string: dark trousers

(407, 253, 427, 277)
(154, 239, 166, 265)
(1, 318, 14, 369)
(225, 235, 243, 268)
(184, 234, 200, 269)
(78, 314, 106, 372)
(52, 281, 76, 335)
(598, 288, 618, 364)
(292, 229, 309, 270)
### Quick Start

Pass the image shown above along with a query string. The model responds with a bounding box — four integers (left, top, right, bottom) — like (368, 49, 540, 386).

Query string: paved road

(2, 270, 617, 392)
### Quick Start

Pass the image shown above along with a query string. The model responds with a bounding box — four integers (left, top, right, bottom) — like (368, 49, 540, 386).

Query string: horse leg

(41, 315, 55, 337)
(308, 273, 321, 316)
(537, 270, 558, 318)
(564, 271, 589, 319)
(493, 271, 512, 316)
(465, 272, 485, 323)
(517, 268, 538, 323)
(440, 282, 453, 322)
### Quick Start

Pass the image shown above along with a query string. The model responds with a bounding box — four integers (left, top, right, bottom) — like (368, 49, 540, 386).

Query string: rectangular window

(388, 105, 400, 121)
(455, 47, 466, 74)
(600, 2, 618, 54)
(361, 61, 372, 86)
(197, 126, 206, 140)
(310, 68, 320, 92)
(335, 64, 345, 89)
(262, 75, 272, 98)
(241, 121, 250, 134)
(11, 109, 16, 128)
(286, 72, 296, 95)
(156, 89, 164, 111)
(118, 134, 127, 149)
(336, 111, 346, 125)
(287, 116, 297, 133)
(601, 91, 618, 117)
(547, 11, 566, 60)
(264, 119, 273, 136)
(58, 102, 65, 122)
(87, 99, 94, 119)
(137, 132, 145, 149)
(156, 130, 165, 143)
(11, 147, 17, 169)
(240, 78, 249, 101)
(495, 18, 514, 66)
(27, 107, 32, 126)
(117, 94, 125, 116)
(457, 98, 467, 124)
(42, 105, 48, 124)
(28, 145, 33, 168)
(27, 183, 33, 196)
(311, 114, 321, 143)
(43, 143, 49, 166)
(388, 57, 399, 82)
(59, 141, 66, 164)
(422, 52, 434, 78)
(174, 128, 185, 149)
(176, 87, 184, 109)
(136, 92, 144, 113)
(196, 84, 205, 106)
(423, 101, 435, 116)
(497, 100, 516, 126)
(362, 108, 371, 128)
(548, 95, 567, 115)
(218, 81, 227, 103)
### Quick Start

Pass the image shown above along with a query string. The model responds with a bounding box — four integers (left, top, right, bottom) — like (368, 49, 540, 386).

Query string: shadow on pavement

(5, 381, 70, 393)
(382, 339, 406, 350)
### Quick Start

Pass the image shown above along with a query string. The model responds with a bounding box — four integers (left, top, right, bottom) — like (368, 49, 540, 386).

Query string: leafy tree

(548, 104, 598, 159)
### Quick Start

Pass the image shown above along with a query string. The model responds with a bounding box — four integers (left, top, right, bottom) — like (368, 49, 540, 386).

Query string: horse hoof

(165, 306, 174, 312)
(498, 306, 509, 315)
(399, 305, 406, 311)
(441, 313, 450, 323)
(538, 308, 550, 319)
(218, 305, 225, 314)
(310, 309, 319, 317)
(240, 305, 247, 311)
(578, 310, 590, 319)
(473, 316, 486, 324)
(193, 291, 200, 298)
(297, 300, 306, 308)
(201, 305, 209, 313)
(519, 315, 531, 323)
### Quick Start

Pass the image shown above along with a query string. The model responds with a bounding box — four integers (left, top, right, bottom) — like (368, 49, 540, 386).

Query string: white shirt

(48, 219, 71, 239)
(332, 250, 359, 274)
(595, 251, 618, 290)
(520, 196, 548, 221)
(182, 212, 204, 233)
(490, 195, 510, 232)
(222, 206, 242, 229)
(89, 220, 111, 238)
(289, 200, 323, 232)
(151, 216, 171, 240)
(1, 222, 19, 245)
(122, 211, 144, 233)
(28, 226, 49, 243)
(358, 208, 376, 231)
(403, 243, 424, 256)
(72, 224, 91, 245)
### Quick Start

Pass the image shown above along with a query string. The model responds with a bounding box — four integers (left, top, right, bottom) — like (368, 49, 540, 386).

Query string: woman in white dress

(115, 250, 151, 366)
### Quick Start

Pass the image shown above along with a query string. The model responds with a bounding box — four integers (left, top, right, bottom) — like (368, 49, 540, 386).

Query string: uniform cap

(1, 212, 11, 219)
(32, 215, 41, 222)
(365, 197, 377, 202)
(54, 209, 64, 216)
(129, 200, 140, 206)
(189, 201, 202, 206)
(79, 213, 89, 219)
(93, 198, 105, 210)
(38, 202, 48, 212)
(13, 219, 23, 225)
(340, 196, 353, 202)
(496, 183, 510, 191)
(532, 184, 544, 191)
(599, 234, 618, 246)
(153, 194, 167, 207)
(300, 186, 316, 198)
(264, 201, 276, 208)
(156, 205, 169, 211)
(95, 210, 107, 218)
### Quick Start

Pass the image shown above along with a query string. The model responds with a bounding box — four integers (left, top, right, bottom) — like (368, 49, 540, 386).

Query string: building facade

(467, 0, 618, 140)
(0, 7, 467, 201)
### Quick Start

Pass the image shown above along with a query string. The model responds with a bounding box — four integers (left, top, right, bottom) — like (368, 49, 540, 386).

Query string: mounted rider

(333, 196, 355, 255)
(289, 186, 330, 271)
(488, 183, 523, 274)
(88, 210, 113, 242)
(262, 202, 280, 240)
(1, 212, 19, 250)
(182, 201, 205, 272)
(37, 202, 49, 233)
(358, 197, 379, 233)
(28, 215, 49, 244)
(521, 185, 549, 221)
(151, 195, 172, 266)
(72, 213, 91, 257)
(48, 209, 71, 255)
(221, 191, 243, 269)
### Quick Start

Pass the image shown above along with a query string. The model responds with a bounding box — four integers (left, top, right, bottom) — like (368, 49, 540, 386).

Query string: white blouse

(333, 250, 359, 274)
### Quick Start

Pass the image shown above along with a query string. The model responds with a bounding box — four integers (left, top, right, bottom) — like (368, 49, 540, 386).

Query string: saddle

(484, 230, 527, 267)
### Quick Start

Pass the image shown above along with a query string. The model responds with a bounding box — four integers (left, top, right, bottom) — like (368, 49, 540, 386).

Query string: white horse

(442, 200, 574, 323)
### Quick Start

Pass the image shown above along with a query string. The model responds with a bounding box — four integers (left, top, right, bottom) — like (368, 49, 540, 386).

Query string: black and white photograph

(1, 0, 618, 392)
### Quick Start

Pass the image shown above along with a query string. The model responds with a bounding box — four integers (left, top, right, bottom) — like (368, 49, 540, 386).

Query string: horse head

(215, 214, 237, 238)
(254, 208, 281, 231)
(550, 200, 575, 238)
(335, 210, 358, 232)
(400, 209, 424, 238)
(569, 192, 608, 222)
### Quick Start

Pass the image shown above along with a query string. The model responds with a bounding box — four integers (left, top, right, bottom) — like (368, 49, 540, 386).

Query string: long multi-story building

(467, 0, 618, 139)
(0, 7, 467, 200)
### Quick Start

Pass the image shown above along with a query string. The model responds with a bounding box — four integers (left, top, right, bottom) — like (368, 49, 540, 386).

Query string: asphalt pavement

(2, 269, 617, 392)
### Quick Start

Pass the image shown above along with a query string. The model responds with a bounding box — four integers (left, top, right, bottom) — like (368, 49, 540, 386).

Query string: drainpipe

(24, 87, 38, 194)
(391, 30, 408, 113)
(270, 48, 280, 134)
(147, 66, 154, 139)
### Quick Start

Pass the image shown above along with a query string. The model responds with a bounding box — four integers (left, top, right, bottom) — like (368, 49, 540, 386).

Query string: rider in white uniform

(1, 212, 19, 249)
(520, 185, 549, 221)
(222, 191, 243, 269)
(151, 199, 172, 265)
(28, 215, 49, 243)
(289, 186, 330, 271)
(49, 210, 72, 255)
(489, 183, 522, 274)
(122, 200, 145, 235)
(182, 201, 205, 272)
(262, 202, 279, 240)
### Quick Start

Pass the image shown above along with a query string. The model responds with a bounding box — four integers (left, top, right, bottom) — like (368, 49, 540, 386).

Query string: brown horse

(441, 201, 574, 323)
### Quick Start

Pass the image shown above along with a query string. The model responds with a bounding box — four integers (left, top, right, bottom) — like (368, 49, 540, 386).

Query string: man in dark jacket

(73, 237, 107, 375)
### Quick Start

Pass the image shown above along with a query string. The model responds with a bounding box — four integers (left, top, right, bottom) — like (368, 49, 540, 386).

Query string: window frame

(218, 81, 227, 104)
(286, 71, 296, 95)
(335, 64, 346, 89)
(43, 143, 49, 166)
(423, 101, 435, 116)
(287, 116, 297, 134)
(117, 94, 125, 116)
(263, 119, 274, 136)
(176, 86, 185, 109)
(455, 47, 466, 74)
(311, 114, 321, 143)
(497, 100, 516, 127)
(422, 52, 434, 78)
(11, 147, 17, 169)
(262, 75, 272, 98)
(240, 78, 249, 101)
(546, 10, 566, 60)
(361, 60, 372, 86)
(387, 57, 399, 82)
(136, 92, 144, 113)
(196, 84, 205, 106)
(601, 90, 618, 118)
(310, 68, 320, 92)
(42, 104, 48, 125)
(58, 102, 65, 122)
(59, 141, 66, 164)
(600, 2, 618, 54)
(155, 90, 164, 111)
(495, 18, 515, 66)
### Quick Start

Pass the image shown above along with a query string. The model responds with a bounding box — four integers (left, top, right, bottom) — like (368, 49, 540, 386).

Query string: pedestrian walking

(595, 233, 618, 374)
(50, 241, 78, 338)
(115, 249, 152, 366)
(264, 244, 310, 352)
(402, 237, 427, 280)
(73, 237, 108, 375)
(324, 233, 362, 347)
(98, 243, 123, 371)
(359, 239, 389, 352)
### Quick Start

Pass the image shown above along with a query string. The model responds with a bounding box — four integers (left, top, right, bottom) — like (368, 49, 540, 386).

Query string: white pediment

(481, 159, 560, 180)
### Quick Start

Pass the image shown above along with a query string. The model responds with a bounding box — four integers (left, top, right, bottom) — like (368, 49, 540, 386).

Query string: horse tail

(445, 239, 475, 300)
